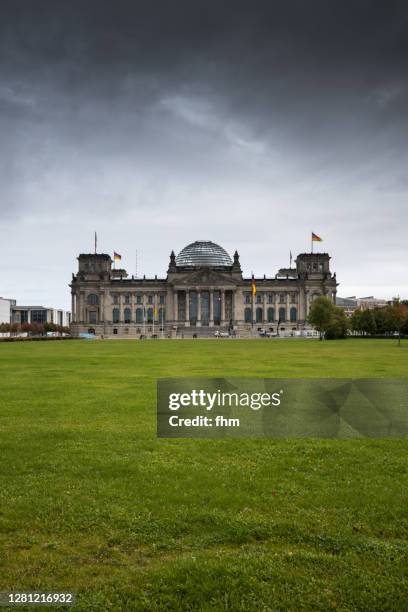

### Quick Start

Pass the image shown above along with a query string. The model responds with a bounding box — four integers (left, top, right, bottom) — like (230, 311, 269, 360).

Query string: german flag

(113, 251, 122, 261)
(312, 232, 323, 242)
(251, 273, 257, 297)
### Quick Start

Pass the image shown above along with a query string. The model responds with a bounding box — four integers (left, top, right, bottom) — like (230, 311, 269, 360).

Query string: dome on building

(175, 241, 233, 268)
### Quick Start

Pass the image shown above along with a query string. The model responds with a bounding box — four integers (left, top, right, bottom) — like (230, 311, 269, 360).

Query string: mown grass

(0, 339, 407, 610)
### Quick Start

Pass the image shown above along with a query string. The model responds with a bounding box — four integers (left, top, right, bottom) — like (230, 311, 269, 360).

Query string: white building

(11, 305, 71, 327)
(0, 298, 15, 324)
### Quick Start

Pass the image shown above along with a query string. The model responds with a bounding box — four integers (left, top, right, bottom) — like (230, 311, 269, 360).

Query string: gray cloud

(1, 0, 408, 307)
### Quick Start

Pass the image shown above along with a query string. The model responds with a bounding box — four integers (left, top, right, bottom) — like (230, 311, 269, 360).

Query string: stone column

(173, 290, 178, 322)
(119, 297, 124, 323)
(197, 290, 201, 326)
(185, 290, 190, 326)
(286, 293, 290, 322)
(209, 289, 214, 326)
(71, 294, 75, 322)
(99, 292, 104, 322)
(221, 289, 225, 323)
(80, 292, 85, 322)
(263, 292, 267, 323)
(305, 291, 310, 317)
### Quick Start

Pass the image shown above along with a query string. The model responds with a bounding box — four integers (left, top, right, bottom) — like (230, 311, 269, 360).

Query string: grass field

(0, 339, 407, 611)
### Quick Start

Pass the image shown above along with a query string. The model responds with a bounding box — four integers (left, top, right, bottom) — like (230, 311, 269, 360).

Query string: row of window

(112, 307, 166, 324)
(87, 293, 166, 306)
(244, 307, 297, 323)
(299, 262, 325, 272)
(244, 292, 298, 305)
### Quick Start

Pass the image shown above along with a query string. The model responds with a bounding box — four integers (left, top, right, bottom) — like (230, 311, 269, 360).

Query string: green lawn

(0, 339, 407, 611)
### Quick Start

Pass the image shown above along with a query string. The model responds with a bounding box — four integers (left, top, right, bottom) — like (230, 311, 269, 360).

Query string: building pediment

(169, 269, 237, 287)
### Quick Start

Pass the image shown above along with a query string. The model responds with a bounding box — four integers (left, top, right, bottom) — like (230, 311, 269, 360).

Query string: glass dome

(175, 241, 233, 268)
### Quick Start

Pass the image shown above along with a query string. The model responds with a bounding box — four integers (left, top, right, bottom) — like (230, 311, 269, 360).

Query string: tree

(350, 309, 377, 335)
(360, 309, 377, 335)
(308, 296, 335, 340)
(386, 302, 408, 346)
(324, 306, 349, 339)
(373, 308, 388, 335)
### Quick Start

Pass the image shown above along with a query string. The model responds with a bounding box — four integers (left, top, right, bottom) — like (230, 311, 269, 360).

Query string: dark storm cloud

(1, 1, 408, 306)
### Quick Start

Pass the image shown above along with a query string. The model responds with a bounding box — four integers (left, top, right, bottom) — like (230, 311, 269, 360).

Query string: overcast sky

(1, 0, 408, 309)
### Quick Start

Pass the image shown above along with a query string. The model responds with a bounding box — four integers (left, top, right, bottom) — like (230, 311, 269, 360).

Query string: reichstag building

(70, 240, 338, 337)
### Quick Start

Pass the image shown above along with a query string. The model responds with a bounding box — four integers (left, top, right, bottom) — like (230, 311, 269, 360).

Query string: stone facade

(69, 241, 337, 338)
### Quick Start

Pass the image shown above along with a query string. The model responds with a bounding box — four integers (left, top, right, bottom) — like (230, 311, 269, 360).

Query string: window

(278, 307, 286, 322)
(291, 293, 297, 303)
(124, 294, 130, 304)
(244, 307, 252, 323)
(268, 293, 274, 304)
(136, 308, 143, 324)
(88, 311, 97, 324)
(159, 294, 165, 304)
(148, 295, 153, 305)
(112, 308, 120, 323)
(136, 294, 142, 304)
(256, 294, 262, 304)
(147, 307, 153, 323)
(256, 307, 263, 323)
(87, 293, 99, 305)
(124, 307, 131, 323)
(113, 294, 119, 305)
(158, 307, 165, 323)
(267, 307, 274, 322)
(245, 293, 251, 305)
(113, 328, 118, 335)
(290, 307, 297, 322)
(31, 310, 47, 323)
(280, 294, 285, 304)
(20, 311, 28, 324)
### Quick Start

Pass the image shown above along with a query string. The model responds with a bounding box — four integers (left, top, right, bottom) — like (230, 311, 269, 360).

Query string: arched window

(136, 308, 143, 324)
(256, 307, 263, 323)
(147, 307, 153, 323)
(112, 308, 120, 323)
(278, 307, 286, 322)
(124, 307, 131, 323)
(244, 307, 252, 323)
(290, 307, 297, 322)
(267, 307, 274, 322)
(87, 293, 99, 305)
